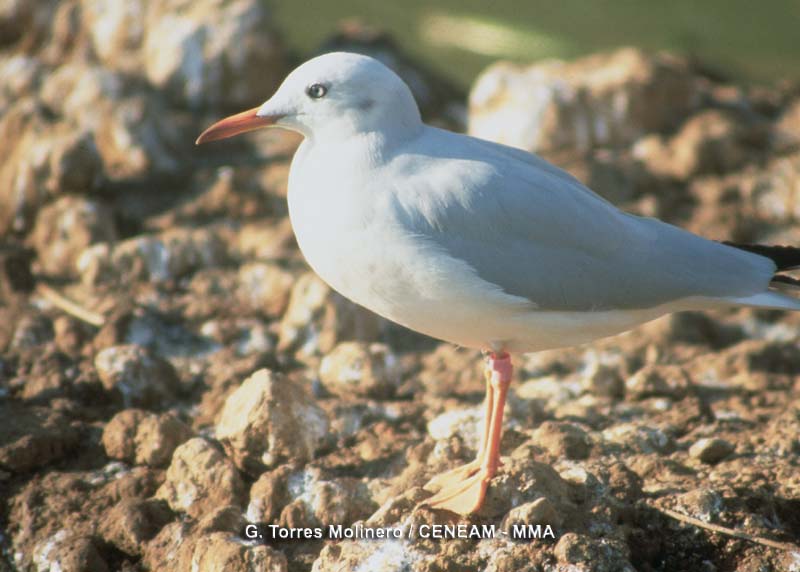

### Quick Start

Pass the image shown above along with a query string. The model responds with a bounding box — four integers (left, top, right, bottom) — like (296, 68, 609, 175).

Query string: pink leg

(422, 352, 513, 515)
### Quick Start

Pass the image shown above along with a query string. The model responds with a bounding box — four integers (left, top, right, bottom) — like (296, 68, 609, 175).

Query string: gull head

(196, 52, 422, 144)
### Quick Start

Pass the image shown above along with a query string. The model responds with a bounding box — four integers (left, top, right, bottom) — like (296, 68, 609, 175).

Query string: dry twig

(651, 502, 800, 553)
(36, 283, 106, 327)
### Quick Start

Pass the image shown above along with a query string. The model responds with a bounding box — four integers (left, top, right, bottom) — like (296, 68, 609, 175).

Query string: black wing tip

(722, 241, 800, 271)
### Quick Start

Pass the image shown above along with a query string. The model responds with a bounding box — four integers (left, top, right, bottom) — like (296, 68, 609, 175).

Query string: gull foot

(420, 467, 494, 515)
(424, 460, 481, 490)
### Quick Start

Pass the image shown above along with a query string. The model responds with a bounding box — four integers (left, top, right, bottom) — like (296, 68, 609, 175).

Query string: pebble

(676, 488, 725, 523)
(534, 420, 592, 460)
(215, 369, 329, 474)
(502, 496, 562, 529)
(602, 423, 673, 455)
(277, 272, 386, 359)
(0, 405, 80, 472)
(94, 344, 180, 408)
(184, 532, 288, 572)
(102, 409, 193, 467)
(156, 438, 246, 518)
(31, 196, 116, 278)
(97, 498, 173, 555)
(427, 406, 485, 451)
(237, 262, 295, 316)
(318, 341, 401, 399)
(582, 361, 625, 398)
(688, 437, 734, 464)
(626, 364, 690, 400)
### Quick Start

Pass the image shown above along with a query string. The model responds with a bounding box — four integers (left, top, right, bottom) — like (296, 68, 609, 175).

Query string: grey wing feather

(388, 129, 776, 312)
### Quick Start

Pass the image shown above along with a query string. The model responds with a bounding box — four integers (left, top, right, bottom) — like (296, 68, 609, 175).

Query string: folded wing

(386, 128, 777, 312)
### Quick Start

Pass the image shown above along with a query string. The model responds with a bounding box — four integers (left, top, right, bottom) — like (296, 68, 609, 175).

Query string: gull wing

(385, 127, 777, 312)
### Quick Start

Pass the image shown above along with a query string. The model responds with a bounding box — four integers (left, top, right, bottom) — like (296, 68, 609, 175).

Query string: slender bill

(195, 107, 280, 144)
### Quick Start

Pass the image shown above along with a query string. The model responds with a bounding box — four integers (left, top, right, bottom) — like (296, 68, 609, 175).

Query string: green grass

(267, 0, 800, 89)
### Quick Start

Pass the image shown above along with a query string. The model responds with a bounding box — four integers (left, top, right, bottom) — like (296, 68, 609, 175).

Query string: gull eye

(306, 83, 328, 99)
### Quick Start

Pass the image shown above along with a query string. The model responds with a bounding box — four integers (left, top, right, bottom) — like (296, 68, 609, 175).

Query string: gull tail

(722, 242, 800, 310)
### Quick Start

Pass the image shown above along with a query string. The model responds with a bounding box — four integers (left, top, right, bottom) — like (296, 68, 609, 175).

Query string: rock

(688, 437, 734, 464)
(161, 164, 290, 224)
(237, 262, 295, 316)
(79, 227, 228, 287)
(0, 405, 80, 472)
(180, 532, 288, 572)
(602, 423, 673, 455)
(0, 0, 60, 53)
(14, 348, 84, 403)
(81, 0, 146, 72)
(312, 539, 421, 572)
(469, 48, 697, 154)
(141, 522, 187, 571)
(247, 465, 293, 524)
(626, 364, 690, 400)
(554, 533, 633, 570)
(277, 272, 387, 359)
(318, 341, 401, 399)
(708, 339, 800, 377)
(155, 437, 246, 518)
(478, 452, 575, 519)
(10, 313, 53, 350)
(775, 98, 800, 151)
(9, 465, 162, 570)
(640, 312, 744, 348)
(38, 62, 125, 120)
(38, 0, 84, 63)
(248, 465, 377, 530)
(215, 369, 329, 474)
(0, 100, 56, 235)
(30, 196, 116, 277)
(53, 316, 86, 356)
(97, 498, 173, 556)
(502, 497, 562, 529)
(31, 533, 109, 572)
(582, 361, 625, 398)
(102, 409, 193, 467)
(633, 109, 770, 179)
(426, 406, 485, 452)
(236, 218, 297, 261)
(675, 488, 724, 522)
(143, 0, 285, 108)
(0, 106, 103, 236)
(0, 242, 34, 300)
(34, 63, 187, 183)
(0, 55, 43, 110)
(417, 345, 484, 398)
(749, 153, 800, 223)
(0, 99, 106, 235)
(43, 130, 104, 194)
(534, 421, 592, 460)
(94, 345, 180, 408)
(197, 505, 245, 535)
(92, 92, 186, 182)
(143, 522, 288, 572)
(516, 375, 579, 405)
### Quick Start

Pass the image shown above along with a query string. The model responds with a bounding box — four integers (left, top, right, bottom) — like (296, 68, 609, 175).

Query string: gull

(196, 52, 800, 515)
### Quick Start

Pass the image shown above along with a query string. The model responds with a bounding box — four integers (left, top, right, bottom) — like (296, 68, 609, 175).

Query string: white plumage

(254, 52, 799, 353)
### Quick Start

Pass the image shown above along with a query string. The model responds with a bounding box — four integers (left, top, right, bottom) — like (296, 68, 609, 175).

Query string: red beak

(195, 107, 281, 144)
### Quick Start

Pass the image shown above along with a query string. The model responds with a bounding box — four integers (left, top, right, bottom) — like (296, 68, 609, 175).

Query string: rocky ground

(2, 1, 800, 571)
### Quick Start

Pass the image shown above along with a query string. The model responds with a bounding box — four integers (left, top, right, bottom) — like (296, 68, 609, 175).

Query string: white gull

(197, 52, 800, 514)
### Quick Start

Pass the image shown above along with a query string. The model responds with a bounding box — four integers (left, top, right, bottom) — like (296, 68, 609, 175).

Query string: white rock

(469, 48, 697, 154)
